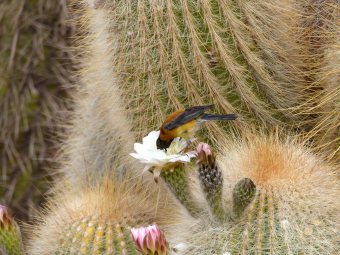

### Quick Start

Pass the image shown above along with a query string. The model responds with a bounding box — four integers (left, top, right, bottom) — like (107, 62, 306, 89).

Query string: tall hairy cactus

(103, 0, 338, 163)
(64, 0, 339, 190)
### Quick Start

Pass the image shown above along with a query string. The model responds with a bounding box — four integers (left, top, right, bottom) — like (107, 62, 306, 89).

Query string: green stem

(198, 158, 226, 222)
(161, 166, 200, 216)
(205, 187, 226, 222)
(0, 223, 24, 255)
(232, 178, 256, 219)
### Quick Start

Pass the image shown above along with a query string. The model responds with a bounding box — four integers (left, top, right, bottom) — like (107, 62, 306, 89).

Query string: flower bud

(131, 224, 169, 255)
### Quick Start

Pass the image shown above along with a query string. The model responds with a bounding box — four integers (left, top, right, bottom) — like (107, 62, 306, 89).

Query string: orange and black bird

(156, 105, 237, 150)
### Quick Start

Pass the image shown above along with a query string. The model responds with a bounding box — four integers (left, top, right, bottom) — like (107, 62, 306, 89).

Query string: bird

(156, 105, 237, 150)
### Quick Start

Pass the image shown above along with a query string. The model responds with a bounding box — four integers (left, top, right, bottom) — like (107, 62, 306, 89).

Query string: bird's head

(156, 137, 173, 150)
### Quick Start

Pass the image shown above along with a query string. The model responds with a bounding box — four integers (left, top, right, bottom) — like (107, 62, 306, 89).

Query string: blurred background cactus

(0, 0, 75, 222)
(0, 0, 339, 254)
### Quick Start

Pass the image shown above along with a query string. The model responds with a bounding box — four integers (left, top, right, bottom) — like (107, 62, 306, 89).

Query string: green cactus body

(198, 156, 225, 221)
(0, 222, 23, 255)
(232, 177, 256, 218)
(161, 166, 200, 216)
(228, 186, 328, 255)
(229, 188, 287, 254)
(56, 216, 137, 255)
(27, 177, 193, 255)
(109, 0, 328, 140)
(187, 185, 338, 255)
(184, 136, 340, 254)
(205, 187, 225, 222)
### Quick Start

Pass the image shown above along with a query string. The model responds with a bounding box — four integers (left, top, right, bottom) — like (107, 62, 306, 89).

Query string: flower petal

(130, 130, 196, 171)
(142, 130, 159, 149)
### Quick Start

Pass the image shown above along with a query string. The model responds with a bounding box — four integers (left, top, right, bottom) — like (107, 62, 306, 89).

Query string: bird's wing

(163, 105, 214, 130)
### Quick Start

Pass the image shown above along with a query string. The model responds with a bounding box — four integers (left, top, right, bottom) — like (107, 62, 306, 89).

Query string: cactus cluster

(183, 135, 340, 254)
(5, 0, 338, 254)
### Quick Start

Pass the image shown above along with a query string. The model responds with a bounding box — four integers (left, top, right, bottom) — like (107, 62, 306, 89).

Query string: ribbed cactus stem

(196, 142, 225, 221)
(232, 178, 256, 218)
(161, 166, 200, 216)
(198, 158, 225, 222)
(229, 187, 293, 254)
(0, 206, 23, 255)
(56, 216, 138, 255)
(0, 223, 23, 255)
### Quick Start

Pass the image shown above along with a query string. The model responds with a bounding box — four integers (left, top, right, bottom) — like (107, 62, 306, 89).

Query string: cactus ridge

(56, 216, 137, 255)
(188, 185, 338, 255)
(161, 167, 201, 216)
(232, 177, 256, 218)
(28, 175, 195, 254)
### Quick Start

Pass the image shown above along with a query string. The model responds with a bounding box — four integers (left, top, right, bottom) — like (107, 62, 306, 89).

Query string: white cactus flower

(130, 131, 196, 176)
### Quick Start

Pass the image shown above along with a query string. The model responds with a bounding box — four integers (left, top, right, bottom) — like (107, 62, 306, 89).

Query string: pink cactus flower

(197, 142, 214, 161)
(197, 143, 212, 156)
(131, 224, 169, 255)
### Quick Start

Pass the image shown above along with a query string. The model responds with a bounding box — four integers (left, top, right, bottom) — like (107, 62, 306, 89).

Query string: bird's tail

(201, 113, 238, 121)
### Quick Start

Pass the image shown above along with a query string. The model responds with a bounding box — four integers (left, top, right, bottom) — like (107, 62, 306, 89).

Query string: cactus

(0, 205, 24, 255)
(197, 143, 225, 221)
(160, 166, 201, 217)
(56, 217, 137, 255)
(27, 176, 195, 254)
(59, 0, 339, 191)
(24, 0, 339, 254)
(85, 0, 339, 163)
(232, 178, 256, 218)
(184, 134, 340, 254)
